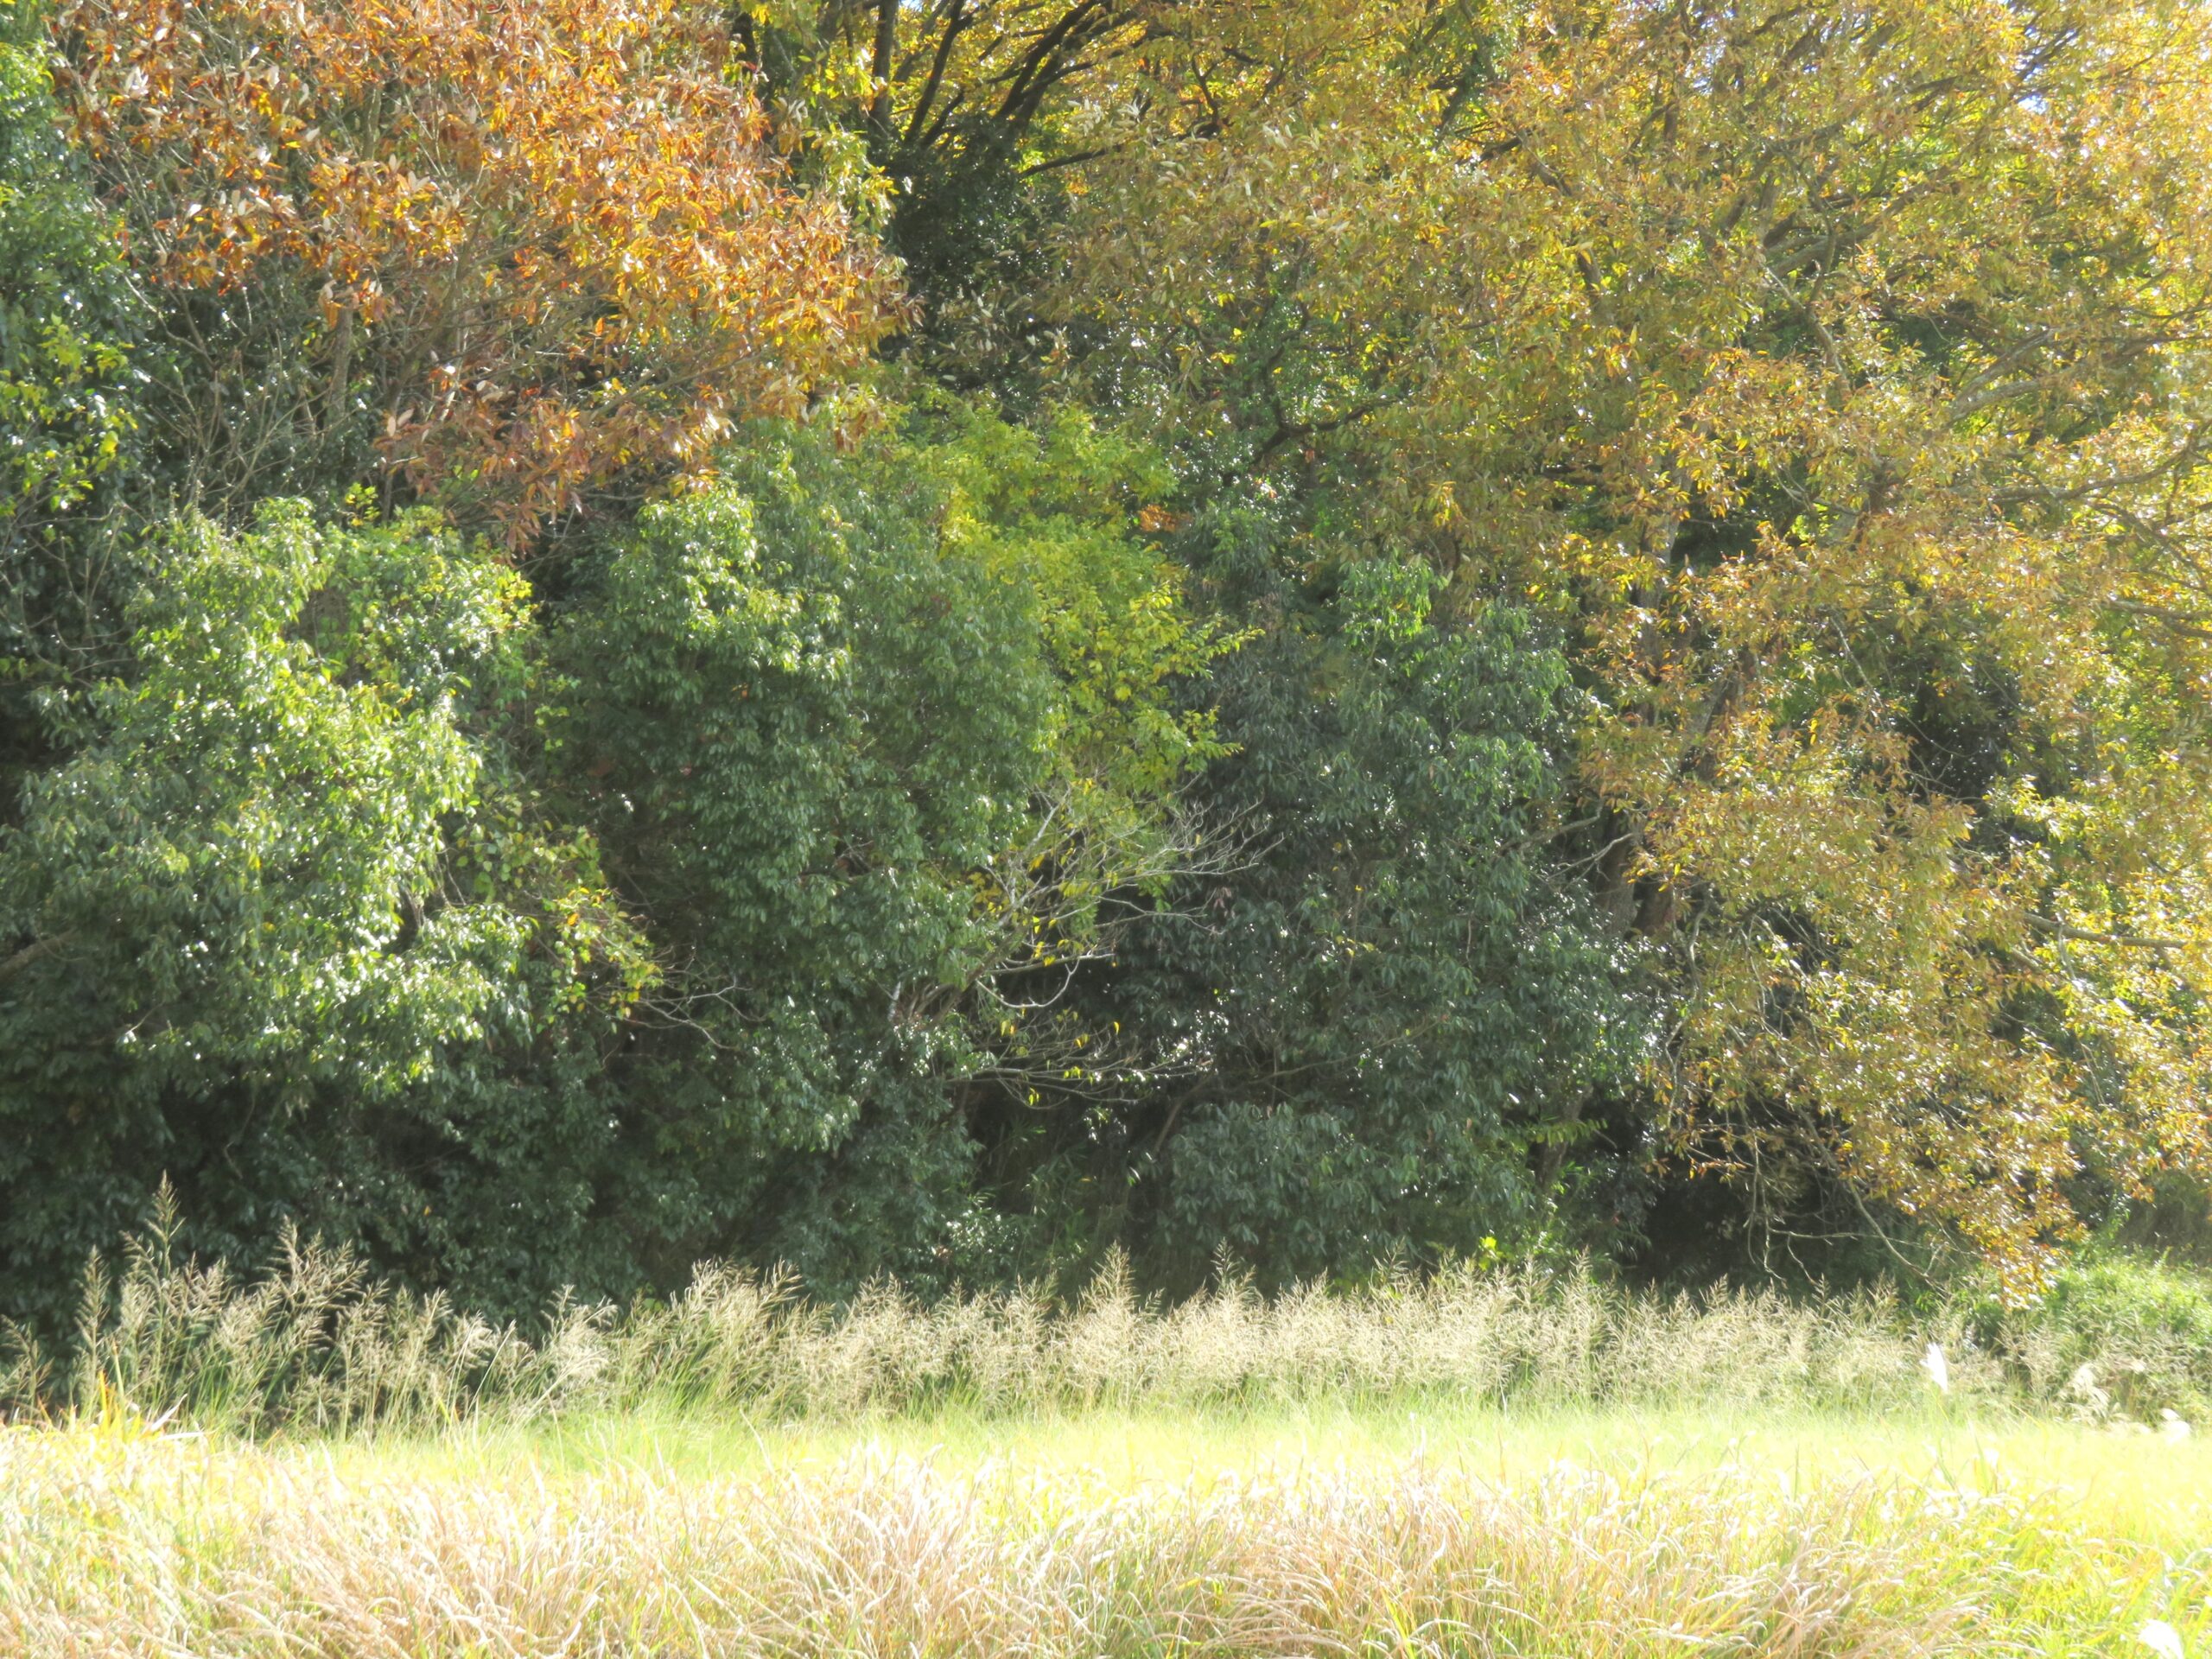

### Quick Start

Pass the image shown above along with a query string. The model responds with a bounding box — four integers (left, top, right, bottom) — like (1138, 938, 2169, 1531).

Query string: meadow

(3, 1230, 2209, 1656)
(5, 1396, 2209, 1656)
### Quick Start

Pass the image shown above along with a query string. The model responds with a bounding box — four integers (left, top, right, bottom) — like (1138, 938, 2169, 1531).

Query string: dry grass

(4, 1414, 2204, 1658)
(7, 1217, 2207, 1653)
(2, 1207, 2000, 1439)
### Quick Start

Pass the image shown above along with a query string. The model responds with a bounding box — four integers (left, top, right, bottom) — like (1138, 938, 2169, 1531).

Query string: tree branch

(0, 933, 73, 985)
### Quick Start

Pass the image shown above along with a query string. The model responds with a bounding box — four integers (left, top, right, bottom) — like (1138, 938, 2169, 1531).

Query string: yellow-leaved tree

(1041, 0, 2212, 1294)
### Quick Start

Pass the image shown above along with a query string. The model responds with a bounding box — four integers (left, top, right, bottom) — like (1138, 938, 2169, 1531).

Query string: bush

(1988, 1252, 2212, 1425)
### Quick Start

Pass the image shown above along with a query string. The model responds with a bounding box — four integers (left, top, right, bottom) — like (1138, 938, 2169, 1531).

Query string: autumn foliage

(17, 0, 2212, 1319)
(1046, 0, 2212, 1293)
(51, 0, 902, 542)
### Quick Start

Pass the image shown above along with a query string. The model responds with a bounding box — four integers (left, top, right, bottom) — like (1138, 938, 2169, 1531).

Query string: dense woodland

(6, 0, 2212, 1334)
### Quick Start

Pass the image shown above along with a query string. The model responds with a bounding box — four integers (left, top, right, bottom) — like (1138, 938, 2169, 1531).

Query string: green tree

(1006, 526, 1643, 1287)
(0, 502, 645, 1329)
(0, 14, 145, 811)
(549, 410, 1223, 1291)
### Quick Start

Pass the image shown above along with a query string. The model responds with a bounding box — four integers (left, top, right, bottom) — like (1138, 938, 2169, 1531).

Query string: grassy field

(3, 1401, 2208, 1656)
(5, 1231, 2211, 1656)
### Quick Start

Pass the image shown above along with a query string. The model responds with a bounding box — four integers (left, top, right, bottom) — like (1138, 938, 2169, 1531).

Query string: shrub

(0, 503, 646, 1334)
(1991, 1254, 2212, 1425)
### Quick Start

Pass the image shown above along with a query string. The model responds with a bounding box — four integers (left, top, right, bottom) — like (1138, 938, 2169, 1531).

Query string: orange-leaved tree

(51, 0, 906, 543)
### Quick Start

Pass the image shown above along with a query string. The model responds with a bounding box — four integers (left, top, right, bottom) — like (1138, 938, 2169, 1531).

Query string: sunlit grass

(0, 1213, 2029, 1436)
(9, 1219, 2211, 1654)
(4, 1403, 2207, 1656)
(365, 1396, 2212, 1553)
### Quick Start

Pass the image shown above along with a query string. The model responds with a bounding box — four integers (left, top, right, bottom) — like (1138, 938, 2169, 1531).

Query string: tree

(1043, 0, 2212, 1292)
(0, 16, 145, 812)
(548, 409, 1224, 1289)
(51, 0, 903, 541)
(1014, 540, 1643, 1287)
(0, 501, 647, 1330)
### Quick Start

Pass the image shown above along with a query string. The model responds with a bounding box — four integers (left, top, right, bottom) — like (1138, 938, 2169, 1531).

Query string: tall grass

(10, 1197, 2212, 1439)
(5, 1211, 2209, 1654)
(2, 1422, 2202, 1657)
(0, 1203, 2010, 1438)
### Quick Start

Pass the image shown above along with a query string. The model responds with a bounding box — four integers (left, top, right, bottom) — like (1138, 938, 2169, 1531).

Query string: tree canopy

(7, 0, 2212, 1324)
